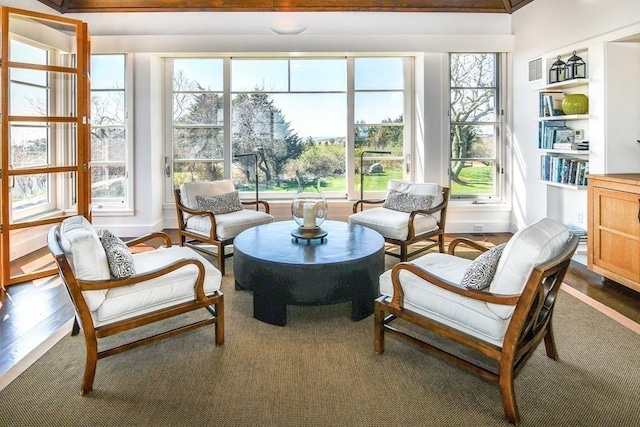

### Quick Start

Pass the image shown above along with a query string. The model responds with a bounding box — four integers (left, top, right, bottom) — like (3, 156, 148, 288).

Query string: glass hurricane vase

(292, 191, 328, 230)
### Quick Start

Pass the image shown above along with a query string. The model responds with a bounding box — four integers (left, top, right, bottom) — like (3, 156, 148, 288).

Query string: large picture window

(449, 53, 503, 199)
(165, 56, 411, 200)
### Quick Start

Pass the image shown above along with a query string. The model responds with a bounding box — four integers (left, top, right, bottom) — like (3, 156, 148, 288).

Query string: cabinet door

(592, 187, 640, 283)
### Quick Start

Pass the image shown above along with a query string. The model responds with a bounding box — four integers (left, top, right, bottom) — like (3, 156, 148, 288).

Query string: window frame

(90, 53, 134, 215)
(448, 52, 506, 202)
(8, 38, 58, 222)
(163, 55, 414, 203)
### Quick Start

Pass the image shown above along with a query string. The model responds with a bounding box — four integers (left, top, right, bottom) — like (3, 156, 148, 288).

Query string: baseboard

(0, 317, 74, 392)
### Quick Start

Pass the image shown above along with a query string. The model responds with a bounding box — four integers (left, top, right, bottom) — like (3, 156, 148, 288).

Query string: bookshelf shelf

(539, 180, 587, 190)
(541, 149, 589, 155)
(539, 114, 589, 121)
(541, 78, 590, 90)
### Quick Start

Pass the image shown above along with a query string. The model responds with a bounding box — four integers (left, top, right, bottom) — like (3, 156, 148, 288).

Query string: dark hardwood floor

(1, 231, 639, 381)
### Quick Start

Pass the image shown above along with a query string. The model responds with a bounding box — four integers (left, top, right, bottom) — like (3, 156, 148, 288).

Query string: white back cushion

(488, 218, 569, 319)
(180, 180, 236, 210)
(59, 216, 111, 311)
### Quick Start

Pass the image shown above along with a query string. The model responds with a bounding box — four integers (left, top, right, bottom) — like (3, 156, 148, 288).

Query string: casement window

(90, 54, 133, 213)
(165, 56, 412, 201)
(449, 53, 504, 200)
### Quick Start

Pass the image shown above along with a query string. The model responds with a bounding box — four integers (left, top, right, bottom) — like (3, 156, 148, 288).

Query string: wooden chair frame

(48, 225, 224, 395)
(174, 188, 270, 275)
(374, 234, 579, 425)
(352, 187, 449, 262)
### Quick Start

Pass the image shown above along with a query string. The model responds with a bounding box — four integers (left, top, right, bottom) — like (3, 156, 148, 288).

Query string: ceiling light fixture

(270, 26, 306, 35)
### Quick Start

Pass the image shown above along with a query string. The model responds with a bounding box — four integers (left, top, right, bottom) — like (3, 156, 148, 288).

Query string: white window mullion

(346, 57, 356, 199)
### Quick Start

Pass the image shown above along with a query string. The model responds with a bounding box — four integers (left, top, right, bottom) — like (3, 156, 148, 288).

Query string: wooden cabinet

(588, 174, 640, 292)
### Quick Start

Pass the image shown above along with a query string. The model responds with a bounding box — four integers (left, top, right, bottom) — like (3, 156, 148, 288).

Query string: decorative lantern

(564, 51, 587, 80)
(548, 56, 566, 84)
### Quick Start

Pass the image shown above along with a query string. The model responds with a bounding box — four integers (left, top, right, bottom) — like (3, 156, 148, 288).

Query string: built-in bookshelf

(537, 78, 590, 188)
(534, 50, 591, 257)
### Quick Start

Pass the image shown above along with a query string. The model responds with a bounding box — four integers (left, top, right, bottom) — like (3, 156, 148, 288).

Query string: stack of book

(539, 91, 565, 117)
(553, 140, 589, 151)
(564, 224, 588, 245)
(540, 154, 589, 186)
(538, 120, 567, 149)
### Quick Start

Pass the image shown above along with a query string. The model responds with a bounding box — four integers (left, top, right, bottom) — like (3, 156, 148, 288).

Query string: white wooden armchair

(349, 179, 449, 261)
(174, 179, 274, 275)
(374, 218, 579, 425)
(48, 215, 224, 395)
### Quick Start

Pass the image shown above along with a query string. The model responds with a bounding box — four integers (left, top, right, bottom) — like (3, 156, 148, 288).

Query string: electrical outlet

(577, 212, 584, 223)
(473, 224, 484, 232)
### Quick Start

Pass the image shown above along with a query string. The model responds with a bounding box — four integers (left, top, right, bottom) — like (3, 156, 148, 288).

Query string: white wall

(511, 0, 640, 227)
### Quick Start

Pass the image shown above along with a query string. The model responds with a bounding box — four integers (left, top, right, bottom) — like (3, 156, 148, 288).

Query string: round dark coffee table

(233, 220, 385, 326)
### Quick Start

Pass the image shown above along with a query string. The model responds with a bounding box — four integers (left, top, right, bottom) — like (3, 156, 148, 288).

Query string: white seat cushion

(59, 216, 111, 311)
(379, 253, 509, 346)
(93, 246, 222, 325)
(488, 218, 570, 319)
(349, 207, 438, 240)
(185, 209, 274, 240)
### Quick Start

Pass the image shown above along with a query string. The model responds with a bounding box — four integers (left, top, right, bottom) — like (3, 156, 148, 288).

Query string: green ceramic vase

(562, 94, 589, 115)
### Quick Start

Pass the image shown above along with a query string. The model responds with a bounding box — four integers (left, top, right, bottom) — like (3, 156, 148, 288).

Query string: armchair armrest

(406, 196, 449, 239)
(352, 198, 386, 213)
(447, 238, 491, 255)
(389, 262, 520, 311)
(241, 199, 271, 213)
(77, 257, 209, 301)
(174, 196, 219, 240)
(125, 232, 172, 248)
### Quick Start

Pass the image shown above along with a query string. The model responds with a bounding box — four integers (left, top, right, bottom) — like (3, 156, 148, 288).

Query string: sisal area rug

(1, 257, 639, 426)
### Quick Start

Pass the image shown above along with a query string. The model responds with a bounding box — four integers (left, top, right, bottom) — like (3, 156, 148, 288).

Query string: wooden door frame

(0, 7, 91, 287)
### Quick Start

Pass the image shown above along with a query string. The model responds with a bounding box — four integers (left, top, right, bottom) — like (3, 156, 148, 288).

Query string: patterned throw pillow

(460, 243, 507, 290)
(383, 189, 434, 213)
(196, 191, 243, 215)
(101, 230, 136, 278)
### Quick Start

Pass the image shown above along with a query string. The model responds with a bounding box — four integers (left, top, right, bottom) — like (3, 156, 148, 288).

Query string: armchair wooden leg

(499, 363, 520, 426)
(215, 299, 224, 346)
(217, 243, 225, 275)
(374, 303, 385, 354)
(438, 234, 445, 253)
(400, 244, 408, 262)
(543, 323, 558, 360)
(81, 336, 98, 396)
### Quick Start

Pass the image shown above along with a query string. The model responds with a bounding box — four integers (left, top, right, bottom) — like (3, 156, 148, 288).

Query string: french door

(0, 7, 91, 288)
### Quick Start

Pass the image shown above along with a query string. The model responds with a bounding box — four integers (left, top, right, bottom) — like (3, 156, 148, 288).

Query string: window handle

(164, 157, 171, 178)
(405, 154, 411, 174)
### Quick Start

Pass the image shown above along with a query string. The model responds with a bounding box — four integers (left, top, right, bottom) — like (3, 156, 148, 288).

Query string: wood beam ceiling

(36, 0, 535, 14)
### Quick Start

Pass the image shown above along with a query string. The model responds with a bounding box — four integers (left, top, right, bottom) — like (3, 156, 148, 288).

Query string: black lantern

(548, 56, 566, 84)
(564, 51, 587, 80)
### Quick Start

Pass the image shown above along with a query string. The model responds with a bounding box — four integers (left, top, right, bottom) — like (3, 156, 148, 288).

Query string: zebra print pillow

(460, 243, 507, 290)
(101, 230, 136, 278)
(383, 189, 434, 213)
(196, 191, 243, 215)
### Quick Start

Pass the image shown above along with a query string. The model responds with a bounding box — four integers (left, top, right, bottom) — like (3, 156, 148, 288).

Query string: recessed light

(270, 26, 306, 35)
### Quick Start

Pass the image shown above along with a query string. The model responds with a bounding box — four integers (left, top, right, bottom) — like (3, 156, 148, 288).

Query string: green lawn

(450, 164, 494, 195)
